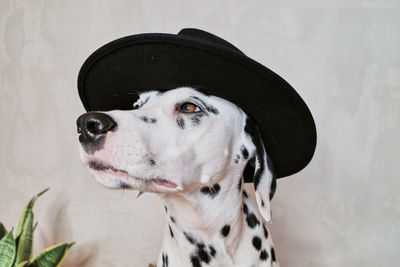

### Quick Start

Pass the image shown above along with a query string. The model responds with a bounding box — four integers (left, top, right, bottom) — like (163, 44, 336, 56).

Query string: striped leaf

(15, 210, 33, 265)
(16, 188, 49, 239)
(0, 224, 6, 241)
(0, 231, 16, 267)
(26, 243, 74, 267)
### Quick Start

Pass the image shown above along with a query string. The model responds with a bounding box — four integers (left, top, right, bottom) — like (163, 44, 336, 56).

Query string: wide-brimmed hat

(77, 28, 317, 179)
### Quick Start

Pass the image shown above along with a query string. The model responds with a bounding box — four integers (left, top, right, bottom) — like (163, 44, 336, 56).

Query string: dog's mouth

(151, 178, 178, 189)
(87, 159, 178, 189)
(88, 160, 128, 174)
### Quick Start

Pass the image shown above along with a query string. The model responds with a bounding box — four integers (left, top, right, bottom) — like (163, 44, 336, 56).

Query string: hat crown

(78, 28, 317, 179)
(178, 28, 244, 55)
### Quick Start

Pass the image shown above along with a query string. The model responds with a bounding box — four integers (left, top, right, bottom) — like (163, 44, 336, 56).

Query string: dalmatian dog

(77, 87, 279, 267)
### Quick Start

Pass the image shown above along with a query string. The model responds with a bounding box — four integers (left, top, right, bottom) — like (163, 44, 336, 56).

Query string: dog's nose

(77, 112, 117, 154)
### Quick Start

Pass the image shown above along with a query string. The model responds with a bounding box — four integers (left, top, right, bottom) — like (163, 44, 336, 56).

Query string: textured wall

(1, 0, 399, 266)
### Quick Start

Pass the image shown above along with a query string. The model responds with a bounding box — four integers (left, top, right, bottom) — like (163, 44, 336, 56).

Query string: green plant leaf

(31, 224, 37, 234)
(26, 242, 74, 267)
(15, 210, 33, 265)
(0, 223, 6, 240)
(16, 188, 49, 240)
(16, 261, 28, 267)
(0, 231, 16, 267)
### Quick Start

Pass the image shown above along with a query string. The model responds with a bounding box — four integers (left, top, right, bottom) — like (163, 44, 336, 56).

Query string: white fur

(79, 87, 278, 266)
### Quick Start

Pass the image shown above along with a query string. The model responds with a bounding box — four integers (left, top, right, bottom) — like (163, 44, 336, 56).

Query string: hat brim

(78, 32, 317, 179)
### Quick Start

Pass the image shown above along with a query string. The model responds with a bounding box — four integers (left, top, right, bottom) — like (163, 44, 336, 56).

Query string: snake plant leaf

(15, 210, 33, 265)
(26, 242, 74, 267)
(0, 223, 6, 240)
(0, 231, 16, 267)
(16, 188, 49, 239)
(31, 224, 37, 234)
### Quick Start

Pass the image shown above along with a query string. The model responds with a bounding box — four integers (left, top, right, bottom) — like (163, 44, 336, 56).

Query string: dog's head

(77, 87, 275, 222)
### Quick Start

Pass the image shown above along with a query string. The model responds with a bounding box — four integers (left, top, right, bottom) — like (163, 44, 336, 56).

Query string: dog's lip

(88, 159, 128, 174)
(87, 159, 178, 189)
(151, 178, 178, 189)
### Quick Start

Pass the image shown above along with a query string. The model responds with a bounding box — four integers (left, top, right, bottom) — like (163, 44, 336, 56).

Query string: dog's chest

(157, 196, 278, 267)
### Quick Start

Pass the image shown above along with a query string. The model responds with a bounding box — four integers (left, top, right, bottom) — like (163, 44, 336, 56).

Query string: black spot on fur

(176, 117, 185, 129)
(252, 236, 262, 251)
(139, 116, 149, 123)
(162, 252, 169, 267)
(190, 256, 201, 267)
(237, 177, 242, 192)
(242, 158, 255, 183)
(269, 170, 277, 200)
(149, 159, 156, 166)
(265, 153, 277, 200)
(205, 104, 219, 115)
(184, 232, 215, 266)
(169, 225, 174, 238)
(139, 116, 157, 123)
(234, 154, 240, 164)
(261, 199, 265, 207)
(200, 184, 221, 198)
(243, 203, 249, 215)
(246, 213, 260, 228)
(170, 216, 176, 223)
(191, 116, 201, 125)
(164, 206, 168, 213)
(208, 245, 216, 257)
(244, 118, 265, 190)
(191, 113, 204, 126)
(220, 225, 230, 238)
(240, 145, 249, 159)
(263, 225, 268, 239)
(271, 247, 276, 262)
(243, 190, 249, 198)
(184, 232, 196, 244)
(118, 181, 131, 189)
(260, 249, 269, 261)
(196, 243, 211, 264)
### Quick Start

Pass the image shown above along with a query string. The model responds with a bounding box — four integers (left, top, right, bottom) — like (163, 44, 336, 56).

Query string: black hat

(78, 28, 317, 179)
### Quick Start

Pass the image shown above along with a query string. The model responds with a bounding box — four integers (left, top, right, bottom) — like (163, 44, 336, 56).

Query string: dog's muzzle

(77, 112, 117, 154)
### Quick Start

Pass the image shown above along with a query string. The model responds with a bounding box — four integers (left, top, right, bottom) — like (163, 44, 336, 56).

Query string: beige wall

(1, 0, 399, 266)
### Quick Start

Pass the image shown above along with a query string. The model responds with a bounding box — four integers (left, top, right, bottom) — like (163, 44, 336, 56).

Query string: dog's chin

(85, 159, 180, 192)
(87, 168, 138, 190)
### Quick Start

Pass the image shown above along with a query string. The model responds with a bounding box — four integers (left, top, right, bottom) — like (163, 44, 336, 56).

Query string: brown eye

(180, 102, 201, 113)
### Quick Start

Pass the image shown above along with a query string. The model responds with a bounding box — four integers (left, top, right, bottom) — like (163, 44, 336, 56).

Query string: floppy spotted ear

(242, 117, 277, 223)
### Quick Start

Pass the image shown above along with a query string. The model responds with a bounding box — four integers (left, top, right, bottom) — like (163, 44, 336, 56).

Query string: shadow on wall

(38, 192, 99, 267)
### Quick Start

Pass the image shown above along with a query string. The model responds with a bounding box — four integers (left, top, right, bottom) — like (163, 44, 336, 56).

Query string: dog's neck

(160, 169, 245, 263)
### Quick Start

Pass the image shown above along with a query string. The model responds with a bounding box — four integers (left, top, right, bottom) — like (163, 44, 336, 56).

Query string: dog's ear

(242, 117, 276, 223)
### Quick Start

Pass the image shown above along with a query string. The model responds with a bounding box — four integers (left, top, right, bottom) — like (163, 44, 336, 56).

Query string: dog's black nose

(77, 112, 117, 154)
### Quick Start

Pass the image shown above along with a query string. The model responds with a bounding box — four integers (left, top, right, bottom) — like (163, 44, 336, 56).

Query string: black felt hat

(78, 28, 316, 179)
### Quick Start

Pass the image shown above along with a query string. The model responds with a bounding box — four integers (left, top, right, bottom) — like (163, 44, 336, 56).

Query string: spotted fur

(78, 87, 279, 267)
(200, 184, 221, 198)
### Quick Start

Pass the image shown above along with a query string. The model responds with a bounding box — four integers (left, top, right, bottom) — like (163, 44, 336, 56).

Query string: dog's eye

(180, 102, 201, 113)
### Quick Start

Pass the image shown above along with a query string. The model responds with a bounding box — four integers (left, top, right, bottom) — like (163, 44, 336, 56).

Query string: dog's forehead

(139, 87, 205, 103)
(139, 87, 241, 113)
(161, 87, 204, 99)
